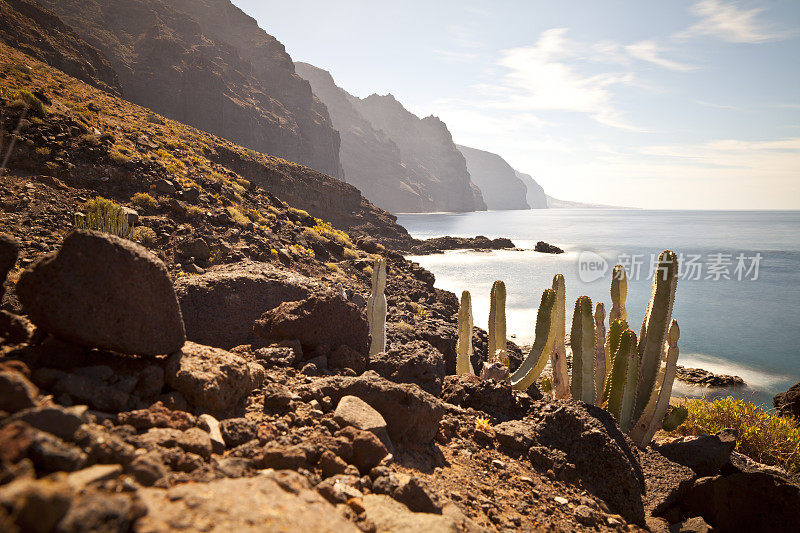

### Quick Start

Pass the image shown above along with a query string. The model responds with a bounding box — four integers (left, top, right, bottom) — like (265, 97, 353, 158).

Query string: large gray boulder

(17, 230, 185, 356)
(174, 262, 315, 349)
(314, 372, 444, 444)
(165, 342, 254, 417)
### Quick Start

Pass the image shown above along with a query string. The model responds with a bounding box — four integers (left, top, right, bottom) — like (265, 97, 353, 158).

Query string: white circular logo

(578, 251, 608, 282)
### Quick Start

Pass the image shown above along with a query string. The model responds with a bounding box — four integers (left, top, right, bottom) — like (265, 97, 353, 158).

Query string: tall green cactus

(634, 251, 679, 421)
(549, 275, 569, 399)
(367, 257, 387, 356)
(604, 329, 637, 421)
(593, 302, 607, 405)
(629, 320, 680, 447)
(488, 280, 508, 366)
(610, 265, 627, 322)
(510, 289, 556, 390)
(619, 336, 642, 433)
(456, 290, 474, 375)
(570, 296, 595, 403)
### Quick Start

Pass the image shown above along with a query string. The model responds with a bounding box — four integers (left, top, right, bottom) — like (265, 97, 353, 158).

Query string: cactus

(456, 290, 474, 375)
(629, 320, 681, 446)
(634, 251, 679, 421)
(549, 275, 570, 399)
(610, 265, 627, 322)
(602, 318, 628, 404)
(593, 302, 607, 405)
(367, 257, 387, 356)
(488, 280, 508, 366)
(569, 296, 596, 403)
(604, 329, 637, 421)
(510, 289, 556, 390)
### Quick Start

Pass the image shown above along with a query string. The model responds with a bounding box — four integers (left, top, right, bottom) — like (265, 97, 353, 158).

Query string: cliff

(456, 145, 530, 210)
(514, 170, 549, 209)
(351, 93, 486, 213)
(294, 62, 436, 213)
(35, 0, 343, 178)
(0, 0, 121, 94)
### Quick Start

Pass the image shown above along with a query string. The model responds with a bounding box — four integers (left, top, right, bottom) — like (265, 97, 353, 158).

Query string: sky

(233, 0, 800, 209)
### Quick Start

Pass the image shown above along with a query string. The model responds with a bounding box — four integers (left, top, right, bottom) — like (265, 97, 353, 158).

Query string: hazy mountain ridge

(514, 170, 549, 209)
(36, 0, 343, 178)
(350, 93, 487, 213)
(294, 62, 439, 213)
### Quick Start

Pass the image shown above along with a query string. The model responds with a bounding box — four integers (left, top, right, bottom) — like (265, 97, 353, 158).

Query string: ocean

(398, 209, 800, 407)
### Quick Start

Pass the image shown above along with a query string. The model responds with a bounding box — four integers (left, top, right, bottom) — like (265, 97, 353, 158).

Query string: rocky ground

(1, 41, 799, 533)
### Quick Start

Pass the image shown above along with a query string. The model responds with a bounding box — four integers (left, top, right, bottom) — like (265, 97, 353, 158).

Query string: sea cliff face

(36, 0, 343, 178)
(514, 170, 548, 209)
(351, 93, 486, 213)
(294, 62, 436, 213)
(457, 145, 531, 210)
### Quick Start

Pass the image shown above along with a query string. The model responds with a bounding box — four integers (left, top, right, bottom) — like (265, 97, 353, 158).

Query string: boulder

(440, 374, 535, 421)
(0, 370, 39, 413)
(369, 340, 446, 395)
(174, 262, 314, 349)
(16, 230, 185, 356)
(254, 292, 369, 355)
(314, 372, 445, 444)
(673, 471, 800, 532)
(334, 395, 391, 450)
(135, 476, 361, 532)
(361, 494, 459, 533)
(0, 233, 18, 300)
(640, 446, 697, 531)
(197, 414, 226, 454)
(176, 237, 211, 261)
(654, 429, 737, 476)
(530, 400, 646, 526)
(0, 310, 35, 344)
(0, 477, 73, 533)
(337, 426, 388, 474)
(10, 404, 88, 441)
(774, 381, 800, 418)
(165, 342, 254, 417)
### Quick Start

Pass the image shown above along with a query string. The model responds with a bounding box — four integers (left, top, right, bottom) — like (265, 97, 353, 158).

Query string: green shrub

(75, 196, 131, 238)
(675, 397, 800, 475)
(131, 226, 156, 246)
(8, 89, 47, 117)
(109, 147, 130, 165)
(131, 192, 158, 210)
(226, 206, 250, 227)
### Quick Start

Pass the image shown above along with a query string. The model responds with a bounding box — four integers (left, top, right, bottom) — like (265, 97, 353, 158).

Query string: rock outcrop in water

(457, 145, 530, 210)
(37, 0, 343, 178)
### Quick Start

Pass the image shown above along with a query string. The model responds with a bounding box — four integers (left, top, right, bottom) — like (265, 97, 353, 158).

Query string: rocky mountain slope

(294, 63, 435, 213)
(35, 0, 343, 178)
(514, 170, 548, 209)
(0, 0, 120, 95)
(349, 93, 487, 213)
(457, 145, 531, 211)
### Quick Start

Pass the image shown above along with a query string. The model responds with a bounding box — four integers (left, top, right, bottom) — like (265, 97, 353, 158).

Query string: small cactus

(569, 296, 595, 403)
(549, 275, 570, 399)
(456, 290, 474, 375)
(510, 289, 556, 390)
(488, 280, 508, 366)
(593, 302, 607, 405)
(367, 257, 387, 356)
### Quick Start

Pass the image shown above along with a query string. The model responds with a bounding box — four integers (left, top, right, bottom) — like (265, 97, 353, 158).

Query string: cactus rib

(367, 257, 387, 356)
(605, 329, 637, 421)
(549, 275, 569, 399)
(488, 280, 508, 366)
(593, 302, 607, 405)
(570, 296, 596, 403)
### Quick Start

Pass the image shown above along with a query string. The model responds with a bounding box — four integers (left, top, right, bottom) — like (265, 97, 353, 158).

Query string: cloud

(679, 0, 790, 43)
(479, 29, 643, 130)
(638, 137, 800, 173)
(626, 41, 696, 71)
(434, 49, 479, 63)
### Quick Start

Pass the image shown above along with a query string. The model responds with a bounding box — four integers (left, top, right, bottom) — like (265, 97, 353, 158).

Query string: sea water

(399, 209, 800, 406)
